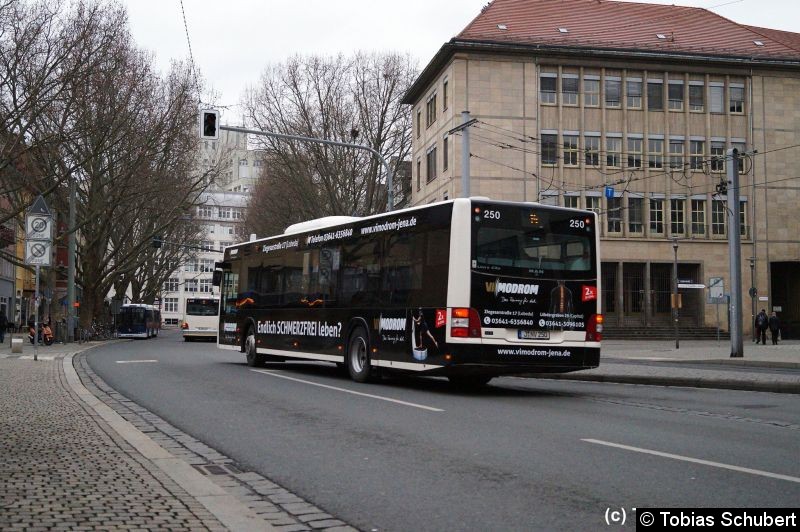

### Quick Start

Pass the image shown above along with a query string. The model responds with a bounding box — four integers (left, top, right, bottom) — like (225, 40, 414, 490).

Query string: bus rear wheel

(448, 375, 493, 389)
(347, 327, 372, 383)
(245, 328, 265, 368)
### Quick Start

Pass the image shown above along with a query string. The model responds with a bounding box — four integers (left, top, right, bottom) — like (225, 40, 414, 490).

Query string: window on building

(185, 279, 198, 293)
(690, 140, 704, 170)
(669, 140, 684, 170)
(540, 193, 559, 206)
(607, 196, 622, 233)
(649, 198, 664, 234)
(199, 278, 213, 293)
(605, 78, 621, 107)
(416, 159, 421, 190)
(218, 207, 231, 219)
(691, 199, 706, 235)
(426, 93, 437, 126)
(426, 145, 437, 182)
(239, 158, 248, 166)
(627, 137, 643, 168)
(711, 142, 725, 172)
(443, 136, 449, 171)
(200, 258, 215, 272)
(185, 259, 198, 273)
(648, 138, 663, 168)
(740, 200, 748, 237)
(668, 81, 684, 111)
(712, 199, 726, 235)
(733, 142, 746, 172)
(442, 78, 448, 110)
(562, 76, 579, 105)
(710, 85, 724, 113)
(647, 81, 664, 111)
(540, 75, 557, 104)
(606, 137, 621, 167)
(626, 80, 642, 108)
(163, 278, 179, 292)
(253, 159, 264, 167)
(585, 196, 601, 215)
(164, 297, 178, 313)
(584, 79, 599, 107)
(563, 135, 579, 166)
(541, 134, 558, 165)
(689, 84, 704, 111)
(670, 198, 685, 235)
(564, 195, 579, 209)
(416, 109, 421, 138)
(197, 205, 213, 218)
(584, 136, 600, 166)
(218, 241, 232, 251)
(628, 197, 643, 233)
(730, 86, 744, 113)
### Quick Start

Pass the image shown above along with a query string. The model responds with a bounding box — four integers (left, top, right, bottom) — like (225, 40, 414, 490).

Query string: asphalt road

(87, 330, 800, 531)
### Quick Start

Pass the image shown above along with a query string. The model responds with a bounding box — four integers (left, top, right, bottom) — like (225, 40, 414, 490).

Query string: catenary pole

(220, 125, 395, 211)
(727, 148, 743, 357)
(67, 177, 76, 343)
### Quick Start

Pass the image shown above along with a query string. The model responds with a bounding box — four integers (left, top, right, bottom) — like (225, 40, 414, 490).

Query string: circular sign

(31, 217, 48, 233)
(31, 242, 47, 258)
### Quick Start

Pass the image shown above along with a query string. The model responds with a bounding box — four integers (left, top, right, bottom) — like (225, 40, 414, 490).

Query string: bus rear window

(186, 300, 218, 316)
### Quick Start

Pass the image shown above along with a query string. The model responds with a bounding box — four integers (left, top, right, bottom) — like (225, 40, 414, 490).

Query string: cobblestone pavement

(0, 355, 225, 531)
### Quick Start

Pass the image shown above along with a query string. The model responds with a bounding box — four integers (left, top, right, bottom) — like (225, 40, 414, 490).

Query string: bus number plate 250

(518, 330, 549, 340)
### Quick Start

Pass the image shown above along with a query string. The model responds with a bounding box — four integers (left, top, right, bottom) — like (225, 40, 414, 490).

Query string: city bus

(117, 303, 161, 339)
(182, 297, 219, 341)
(215, 198, 601, 387)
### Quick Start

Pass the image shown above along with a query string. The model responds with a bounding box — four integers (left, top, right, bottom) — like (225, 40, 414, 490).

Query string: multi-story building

(159, 191, 248, 326)
(200, 128, 265, 194)
(402, 0, 800, 335)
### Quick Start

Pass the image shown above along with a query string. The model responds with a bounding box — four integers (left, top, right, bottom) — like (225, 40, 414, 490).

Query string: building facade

(403, 0, 800, 335)
(159, 191, 248, 326)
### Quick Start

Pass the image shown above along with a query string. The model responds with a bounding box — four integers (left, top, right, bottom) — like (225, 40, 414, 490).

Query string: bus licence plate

(518, 330, 549, 340)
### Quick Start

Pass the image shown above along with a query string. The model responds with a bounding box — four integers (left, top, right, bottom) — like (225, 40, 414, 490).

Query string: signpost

(24, 195, 53, 361)
(708, 277, 725, 343)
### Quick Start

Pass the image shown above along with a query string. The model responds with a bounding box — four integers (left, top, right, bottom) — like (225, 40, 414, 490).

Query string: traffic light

(200, 109, 220, 140)
(152, 236, 162, 249)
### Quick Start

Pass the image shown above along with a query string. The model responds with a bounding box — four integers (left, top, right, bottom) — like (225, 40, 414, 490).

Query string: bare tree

(243, 52, 416, 236)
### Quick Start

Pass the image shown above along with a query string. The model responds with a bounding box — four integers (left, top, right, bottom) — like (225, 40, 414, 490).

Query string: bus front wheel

(245, 329, 264, 368)
(347, 328, 372, 383)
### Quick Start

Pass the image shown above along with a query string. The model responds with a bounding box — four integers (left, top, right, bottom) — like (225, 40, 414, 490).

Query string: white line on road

(251, 369, 444, 412)
(116, 360, 159, 364)
(583, 438, 800, 484)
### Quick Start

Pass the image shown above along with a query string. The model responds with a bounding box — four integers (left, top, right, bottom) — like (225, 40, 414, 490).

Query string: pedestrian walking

(769, 311, 781, 345)
(0, 310, 7, 344)
(755, 309, 768, 344)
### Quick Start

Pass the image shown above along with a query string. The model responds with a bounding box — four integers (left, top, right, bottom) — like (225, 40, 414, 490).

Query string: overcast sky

(123, 0, 798, 122)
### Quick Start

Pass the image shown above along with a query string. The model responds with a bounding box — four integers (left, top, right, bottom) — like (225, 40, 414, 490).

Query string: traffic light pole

(219, 125, 395, 212)
(727, 148, 744, 358)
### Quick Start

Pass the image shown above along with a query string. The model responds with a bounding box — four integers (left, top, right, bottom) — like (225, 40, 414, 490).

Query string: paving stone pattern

(74, 355, 357, 532)
(0, 356, 225, 531)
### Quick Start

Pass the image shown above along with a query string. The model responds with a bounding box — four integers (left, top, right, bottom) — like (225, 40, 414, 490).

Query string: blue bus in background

(117, 303, 161, 339)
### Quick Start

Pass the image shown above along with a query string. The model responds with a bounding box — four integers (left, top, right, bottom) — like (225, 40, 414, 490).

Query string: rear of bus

(182, 298, 219, 341)
(446, 199, 601, 375)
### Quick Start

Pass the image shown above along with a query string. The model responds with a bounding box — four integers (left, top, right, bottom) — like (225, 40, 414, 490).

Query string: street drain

(193, 463, 242, 475)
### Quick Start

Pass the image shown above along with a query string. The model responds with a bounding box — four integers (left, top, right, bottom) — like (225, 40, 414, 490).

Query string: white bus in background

(182, 297, 219, 341)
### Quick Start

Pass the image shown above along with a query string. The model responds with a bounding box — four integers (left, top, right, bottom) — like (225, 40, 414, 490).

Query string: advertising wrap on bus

(216, 198, 601, 387)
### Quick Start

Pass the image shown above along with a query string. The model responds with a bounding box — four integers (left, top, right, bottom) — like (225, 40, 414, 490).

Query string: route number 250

(570, 219, 586, 228)
(484, 210, 501, 220)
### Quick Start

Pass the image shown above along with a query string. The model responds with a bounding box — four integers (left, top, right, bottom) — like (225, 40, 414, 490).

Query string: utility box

(11, 337, 23, 354)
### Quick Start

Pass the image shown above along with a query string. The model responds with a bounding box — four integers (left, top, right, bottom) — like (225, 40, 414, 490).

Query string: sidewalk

(539, 338, 800, 393)
(0, 339, 355, 532)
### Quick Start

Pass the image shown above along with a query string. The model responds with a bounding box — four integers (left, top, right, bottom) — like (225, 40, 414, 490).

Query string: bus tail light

(451, 308, 481, 338)
(586, 314, 603, 342)
(181, 321, 189, 330)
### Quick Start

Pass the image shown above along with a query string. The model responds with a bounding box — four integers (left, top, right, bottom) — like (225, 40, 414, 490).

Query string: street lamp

(749, 257, 756, 342)
(672, 238, 680, 349)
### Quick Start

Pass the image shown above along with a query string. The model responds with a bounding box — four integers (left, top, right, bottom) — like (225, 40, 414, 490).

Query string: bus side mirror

(212, 270, 222, 287)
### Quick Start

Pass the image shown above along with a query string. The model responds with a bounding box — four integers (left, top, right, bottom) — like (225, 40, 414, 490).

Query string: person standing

(769, 311, 781, 345)
(755, 309, 768, 345)
(0, 310, 7, 345)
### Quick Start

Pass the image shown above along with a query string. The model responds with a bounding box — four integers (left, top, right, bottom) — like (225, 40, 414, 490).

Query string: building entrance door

(622, 263, 645, 326)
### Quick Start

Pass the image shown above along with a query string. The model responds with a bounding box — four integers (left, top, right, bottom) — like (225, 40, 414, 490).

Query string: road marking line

(582, 438, 800, 484)
(251, 369, 444, 412)
(116, 360, 159, 364)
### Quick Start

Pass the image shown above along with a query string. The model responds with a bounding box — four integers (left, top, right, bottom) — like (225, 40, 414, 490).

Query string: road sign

(708, 277, 725, 304)
(678, 283, 705, 289)
(24, 240, 51, 266)
(26, 214, 53, 240)
(28, 195, 52, 216)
